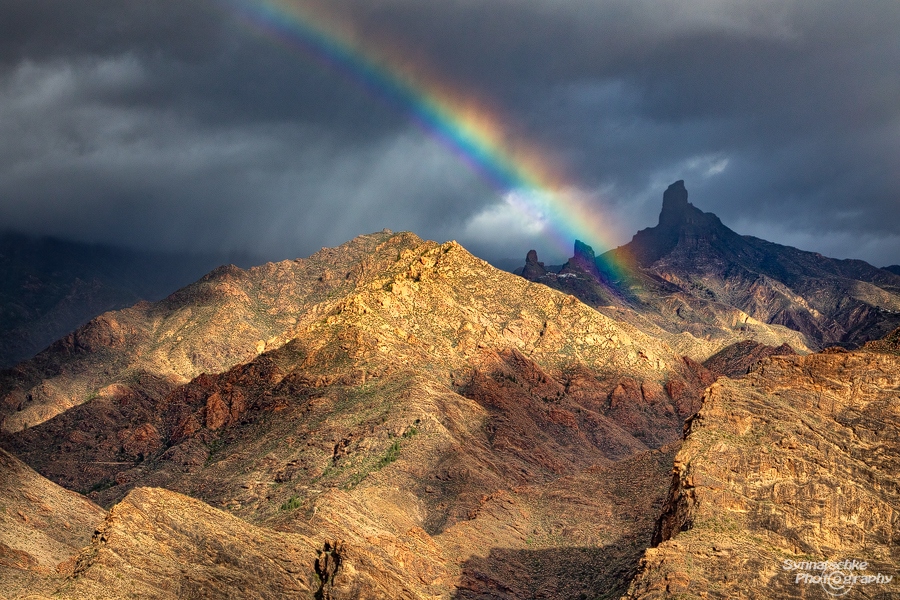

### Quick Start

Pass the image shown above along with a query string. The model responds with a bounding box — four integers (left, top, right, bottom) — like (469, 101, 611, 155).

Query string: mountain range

(519, 180, 900, 351)
(1, 184, 899, 599)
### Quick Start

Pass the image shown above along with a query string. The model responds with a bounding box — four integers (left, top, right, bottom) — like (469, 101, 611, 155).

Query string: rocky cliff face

(623, 338, 900, 599)
(519, 181, 900, 352)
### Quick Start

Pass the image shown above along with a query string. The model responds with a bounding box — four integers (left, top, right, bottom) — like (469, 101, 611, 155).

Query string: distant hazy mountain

(885, 264, 900, 276)
(519, 181, 900, 350)
(0, 232, 243, 368)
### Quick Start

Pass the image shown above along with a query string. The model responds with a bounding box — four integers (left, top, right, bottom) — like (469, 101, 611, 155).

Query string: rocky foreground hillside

(624, 338, 900, 599)
(519, 181, 900, 351)
(2, 231, 734, 599)
(0, 448, 104, 598)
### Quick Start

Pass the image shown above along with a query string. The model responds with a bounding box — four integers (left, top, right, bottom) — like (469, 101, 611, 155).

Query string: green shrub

(280, 495, 302, 511)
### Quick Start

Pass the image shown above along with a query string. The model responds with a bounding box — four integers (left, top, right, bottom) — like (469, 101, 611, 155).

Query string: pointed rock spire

(522, 249, 548, 279)
(659, 180, 692, 226)
(573, 240, 597, 264)
(565, 240, 602, 279)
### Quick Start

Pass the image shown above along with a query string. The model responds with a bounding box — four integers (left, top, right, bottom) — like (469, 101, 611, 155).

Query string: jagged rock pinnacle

(663, 180, 688, 205)
(522, 249, 547, 279)
(573, 240, 596, 263)
(616, 180, 729, 266)
(659, 180, 691, 226)
(566, 240, 603, 280)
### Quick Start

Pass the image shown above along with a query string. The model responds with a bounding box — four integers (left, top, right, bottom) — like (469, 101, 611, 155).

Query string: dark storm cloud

(1, 0, 899, 265)
(0, 56, 485, 256)
(0, 1, 222, 67)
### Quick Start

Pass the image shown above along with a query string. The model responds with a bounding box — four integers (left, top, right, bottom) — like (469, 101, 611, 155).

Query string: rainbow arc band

(224, 0, 618, 258)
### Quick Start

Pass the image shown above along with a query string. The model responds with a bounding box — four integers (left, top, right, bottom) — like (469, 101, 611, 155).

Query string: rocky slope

(0, 230, 413, 433)
(701, 340, 796, 379)
(7, 225, 892, 599)
(0, 447, 105, 599)
(519, 181, 900, 352)
(2, 232, 724, 599)
(57, 487, 323, 600)
(0, 231, 231, 370)
(520, 244, 810, 360)
(864, 325, 900, 355)
(623, 336, 900, 599)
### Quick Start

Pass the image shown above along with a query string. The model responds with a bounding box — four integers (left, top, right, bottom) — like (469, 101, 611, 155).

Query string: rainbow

(222, 0, 618, 260)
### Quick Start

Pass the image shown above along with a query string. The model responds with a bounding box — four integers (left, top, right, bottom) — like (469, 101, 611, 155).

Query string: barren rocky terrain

(2, 231, 719, 599)
(0, 231, 412, 433)
(2, 204, 898, 598)
(624, 341, 900, 599)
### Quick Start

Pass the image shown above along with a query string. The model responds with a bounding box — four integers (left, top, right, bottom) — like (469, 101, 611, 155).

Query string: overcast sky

(2, 0, 899, 266)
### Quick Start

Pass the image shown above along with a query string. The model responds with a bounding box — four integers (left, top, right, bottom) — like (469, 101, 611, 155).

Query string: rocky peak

(562, 240, 603, 280)
(659, 180, 690, 221)
(614, 180, 735, 267)
(521, 249, 547, 279)
(573, 240, 596, 263)
(659, 180, 714, 234)
(657, 179, 716, 230)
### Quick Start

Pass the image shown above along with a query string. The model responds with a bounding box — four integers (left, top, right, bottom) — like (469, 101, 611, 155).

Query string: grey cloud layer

(1, 0, 898, 265)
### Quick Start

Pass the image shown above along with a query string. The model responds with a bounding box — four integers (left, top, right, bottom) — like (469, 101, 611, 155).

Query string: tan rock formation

(57, 487, 322, 599)
(623, 345, 900, 599)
